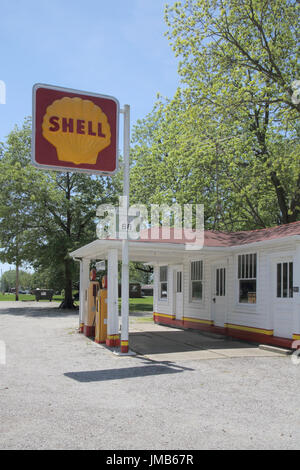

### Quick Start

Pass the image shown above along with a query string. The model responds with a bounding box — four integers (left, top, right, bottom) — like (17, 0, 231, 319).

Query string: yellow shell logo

(42, 97, 111, 165)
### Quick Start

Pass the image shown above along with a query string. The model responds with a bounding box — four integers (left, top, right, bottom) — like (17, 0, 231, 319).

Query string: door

(212, 265, 227, 327)
(174, 267, 183, 320)
(272, 258, 294, 339)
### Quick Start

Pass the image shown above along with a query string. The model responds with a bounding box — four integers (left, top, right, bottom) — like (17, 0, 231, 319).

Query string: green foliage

(129, 262, 153, 284)
(31, 266, 65, 292)
(131, 0, 300, 229)
(0, 118, 120, 306)
(0, 269, 33, 292)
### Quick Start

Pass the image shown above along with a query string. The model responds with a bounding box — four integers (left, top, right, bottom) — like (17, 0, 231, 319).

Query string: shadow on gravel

(0, 307, 78, 318)
(64, 362, 193, 382)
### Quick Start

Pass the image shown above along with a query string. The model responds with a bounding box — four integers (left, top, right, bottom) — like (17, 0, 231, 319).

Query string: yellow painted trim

(183, 317, 213, 325)
(292, 334, 300, 340)
(121, 340, 128, 346)
(154, 313, 213, 325)
(153, 312, 175, 320)
(225, 323, 273, 336)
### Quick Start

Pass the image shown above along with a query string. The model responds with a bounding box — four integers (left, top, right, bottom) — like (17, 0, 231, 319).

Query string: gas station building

(71, 222, 300, 351)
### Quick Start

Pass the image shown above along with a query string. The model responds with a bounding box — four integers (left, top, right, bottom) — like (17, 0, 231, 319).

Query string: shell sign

(32, 84, 119, 174)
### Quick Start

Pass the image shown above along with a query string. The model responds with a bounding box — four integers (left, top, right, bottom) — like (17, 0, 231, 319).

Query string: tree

(130, 0, 300, 230)
(164, 0, 300, 226)
(0, 269, 33, 293)
(31, 266, 66, 293)
(0, 118, 120, 307)
(129, 262, 153, 284)
(0, 118, 42, 299)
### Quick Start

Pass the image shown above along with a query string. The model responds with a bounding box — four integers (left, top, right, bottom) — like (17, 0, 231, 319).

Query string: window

(191, 261, 203, 301)
(216, 268, 226, 296)
(176, 271, 182, 293)
(238, 254, 257, 303)
(277, 262, 293, 298)
(159, 266, 168, 300)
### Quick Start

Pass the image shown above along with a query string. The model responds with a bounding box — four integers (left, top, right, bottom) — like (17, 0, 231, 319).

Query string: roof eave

(228, 234, 300, 251)
(70, 234, 300, 260)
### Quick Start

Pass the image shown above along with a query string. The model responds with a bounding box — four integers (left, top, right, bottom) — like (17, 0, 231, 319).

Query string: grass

(0, 293, 64, 302)
(120, 296, 153, 313)
(0, 294, 153, 313)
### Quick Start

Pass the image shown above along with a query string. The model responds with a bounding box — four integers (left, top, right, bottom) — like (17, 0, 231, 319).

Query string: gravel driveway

(0, 302, 300, 450)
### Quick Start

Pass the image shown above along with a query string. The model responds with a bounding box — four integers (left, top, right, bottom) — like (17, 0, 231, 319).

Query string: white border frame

(32, 83, 120, 175)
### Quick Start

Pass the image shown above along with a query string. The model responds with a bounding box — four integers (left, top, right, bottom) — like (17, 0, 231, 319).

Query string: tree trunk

(15, 263, 19, 301)
(58, 174, 76, 309)
(59, 258, 75, 309)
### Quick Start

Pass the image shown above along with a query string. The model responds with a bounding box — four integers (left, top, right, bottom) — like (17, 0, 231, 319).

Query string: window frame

(216, 267, 226, 297)
(190, 260, 204, 303)
(237, 252, 257, 305)
(276, 261, 293, 299)
(159, 266, 168, 301)
(176, 271, 182, 294)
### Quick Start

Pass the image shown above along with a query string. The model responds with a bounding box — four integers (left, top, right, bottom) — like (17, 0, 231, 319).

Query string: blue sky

(0, 0, 180, 274)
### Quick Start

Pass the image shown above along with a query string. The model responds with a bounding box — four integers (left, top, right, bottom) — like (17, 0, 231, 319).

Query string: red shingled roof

(207, 221, 300, 247)
(138, 222, 300, 247)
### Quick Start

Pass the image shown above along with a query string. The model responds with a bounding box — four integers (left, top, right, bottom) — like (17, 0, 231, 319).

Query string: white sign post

(120, 105, 130, 354)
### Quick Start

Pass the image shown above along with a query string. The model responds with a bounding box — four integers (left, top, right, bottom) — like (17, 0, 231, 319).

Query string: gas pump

(95, 275, 108, 344)
(84, 269, 99, 338)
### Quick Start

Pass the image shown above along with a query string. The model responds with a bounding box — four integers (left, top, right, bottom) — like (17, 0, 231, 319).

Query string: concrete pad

(259, 344, 291, 355)
(130, 331, 197, 355)
(209, 347, 284, 358)
(155, 329, 225, 345)
(129, 321, 182, 333)
(128, 323, 285, 361)
(144, 349, 227, 362)
(113, 349, 137, 357)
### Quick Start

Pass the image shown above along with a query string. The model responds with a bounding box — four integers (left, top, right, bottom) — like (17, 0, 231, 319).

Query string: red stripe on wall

(153, 314, 293, 349)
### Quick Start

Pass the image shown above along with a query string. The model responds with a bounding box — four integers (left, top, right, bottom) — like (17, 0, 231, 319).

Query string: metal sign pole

(121, 104, 130, 353)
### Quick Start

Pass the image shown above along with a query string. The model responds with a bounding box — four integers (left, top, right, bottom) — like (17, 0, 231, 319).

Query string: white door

(211, 265, 227, 327)
(272, 258, 294, 338)
(174, 267, 183, 320)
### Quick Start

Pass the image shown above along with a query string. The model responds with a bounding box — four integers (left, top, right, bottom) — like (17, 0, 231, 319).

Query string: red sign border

(32, 83, 120, 175)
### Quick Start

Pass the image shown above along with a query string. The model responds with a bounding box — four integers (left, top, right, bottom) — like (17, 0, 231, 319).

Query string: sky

(0, 0, 180, 274)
